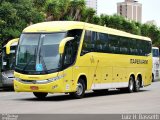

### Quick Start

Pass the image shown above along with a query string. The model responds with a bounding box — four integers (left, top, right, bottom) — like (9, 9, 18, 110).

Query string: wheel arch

(76, 73, 88, 90)
(129, 73, 135, 82)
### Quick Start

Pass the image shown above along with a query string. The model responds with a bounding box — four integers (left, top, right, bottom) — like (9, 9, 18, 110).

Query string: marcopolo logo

(130, 59, 148, 64)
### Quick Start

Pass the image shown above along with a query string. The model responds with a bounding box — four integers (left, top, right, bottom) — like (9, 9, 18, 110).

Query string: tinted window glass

(81, 31, 95, 55)
(63, 29, 82, 68)
(152, 49, 159, 57)
(81, 30, 151, 56)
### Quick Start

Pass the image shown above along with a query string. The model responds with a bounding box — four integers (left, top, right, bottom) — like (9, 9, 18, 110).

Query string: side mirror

(59, 37, 74, 54)
(6, 38, 19, 54)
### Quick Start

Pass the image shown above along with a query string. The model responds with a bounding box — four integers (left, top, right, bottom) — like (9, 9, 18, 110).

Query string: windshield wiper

(22, 48, 37, 71)
(39, 48, 48, 74)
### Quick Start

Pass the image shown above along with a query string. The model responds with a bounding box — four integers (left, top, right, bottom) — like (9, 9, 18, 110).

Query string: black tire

(33, 92, 48, 99)
(134, 77, 141, 92)
(128, 76, 135, 93)
(152, 74, 154, 82)
(120, 76, 135, 93)
(70, 79, 85, 99)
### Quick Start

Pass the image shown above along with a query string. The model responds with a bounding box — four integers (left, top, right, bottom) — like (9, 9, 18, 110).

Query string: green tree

(0, 0, 45, 50)
(82, 7, 96, 22)
(33, 0, 47, 11)
(58, 0, 70, 20)
(68, 0, 86, 21)
(0, 2, 19, 41)
(1, 0, 160, 48)
(148, 25, 160, 45)
(45, 0, 60, 21)
(141, 24, 150, 36)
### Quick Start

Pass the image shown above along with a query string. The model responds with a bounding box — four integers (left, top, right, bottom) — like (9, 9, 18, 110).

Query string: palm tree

(81, 7, 96, 22)
(68, 0, 85, 21)
(45, 0, 60, 21)
(73, 0, 85, 20)
(58, 0, 70, 20)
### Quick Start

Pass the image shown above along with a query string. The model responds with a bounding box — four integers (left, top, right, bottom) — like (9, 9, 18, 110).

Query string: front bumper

(14, 79, 65, 93)
(2, 76, 14, 87)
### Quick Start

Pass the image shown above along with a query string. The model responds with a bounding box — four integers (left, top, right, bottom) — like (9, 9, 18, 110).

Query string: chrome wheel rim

(129, 79, 134, 91)
(137, 80, 140, 90)
(76, 83, 83, 96)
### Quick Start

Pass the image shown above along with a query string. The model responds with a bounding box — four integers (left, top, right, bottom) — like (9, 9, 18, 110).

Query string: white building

(85, 0, 97, 13)
(117, 0, 142, 22)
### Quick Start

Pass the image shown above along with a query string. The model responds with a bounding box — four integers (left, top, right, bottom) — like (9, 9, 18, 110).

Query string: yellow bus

(13, 21, 152, 99)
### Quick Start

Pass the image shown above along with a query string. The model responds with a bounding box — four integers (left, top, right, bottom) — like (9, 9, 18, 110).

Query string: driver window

(63, 29, 82, 68)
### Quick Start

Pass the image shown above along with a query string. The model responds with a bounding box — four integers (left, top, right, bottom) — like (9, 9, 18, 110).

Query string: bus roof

(23, 21, 151, 41)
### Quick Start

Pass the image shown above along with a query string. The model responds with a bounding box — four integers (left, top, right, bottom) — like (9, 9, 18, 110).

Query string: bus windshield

(152, 48, 159, 57)
(15, 33, 66, 74)
(2, 46, 16, 71)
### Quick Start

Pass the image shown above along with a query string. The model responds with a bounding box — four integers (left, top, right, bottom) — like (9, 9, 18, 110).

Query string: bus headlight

(15, 74, 65, 84)
(36, 80, 49, 84)
(48, 74, 65, 82)
(31, 75, 65, 84)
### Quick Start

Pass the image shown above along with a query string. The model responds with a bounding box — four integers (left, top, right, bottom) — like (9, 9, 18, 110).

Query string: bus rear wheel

(128, 76, 135, 93)
(134, 77, 141, 92)
(152, 74, 154, 82)
(70, 79, 85, 99)
(33, 92, 48, 99)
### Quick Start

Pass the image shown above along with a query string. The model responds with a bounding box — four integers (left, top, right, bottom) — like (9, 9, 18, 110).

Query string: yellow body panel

(14, 70, 76, 93)
(14, 21, 152, 93)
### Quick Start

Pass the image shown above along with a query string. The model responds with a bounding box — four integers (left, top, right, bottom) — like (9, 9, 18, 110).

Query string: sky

(97, 0, 160, 27)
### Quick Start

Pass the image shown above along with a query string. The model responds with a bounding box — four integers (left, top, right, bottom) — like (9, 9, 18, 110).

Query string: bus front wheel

(33, 92, 48, 99)
(70, 79, 85, 99)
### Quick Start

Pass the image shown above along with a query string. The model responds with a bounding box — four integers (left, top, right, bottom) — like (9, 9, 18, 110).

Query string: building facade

(85, 0, 97, 13)
(117, 0, 142, 22)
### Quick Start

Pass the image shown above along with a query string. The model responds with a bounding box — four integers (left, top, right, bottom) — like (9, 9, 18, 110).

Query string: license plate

(30, 86, 39, 90)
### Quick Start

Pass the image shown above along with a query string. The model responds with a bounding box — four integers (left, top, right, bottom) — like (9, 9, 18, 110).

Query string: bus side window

(81, 31, 92, 55)
(97, 32, 108, 53)
(108, 35, 120, 54)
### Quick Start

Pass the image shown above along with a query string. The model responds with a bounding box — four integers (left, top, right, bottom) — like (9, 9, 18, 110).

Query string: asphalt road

(0, 81, 160, 114)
